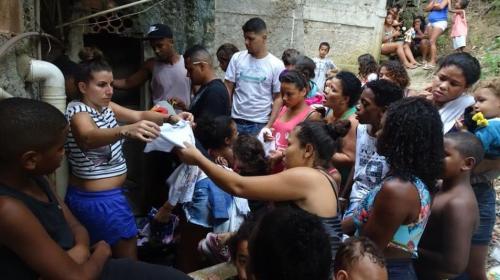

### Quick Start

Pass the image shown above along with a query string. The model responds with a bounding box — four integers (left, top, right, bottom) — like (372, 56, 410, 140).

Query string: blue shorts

(183, 180, 211, 229)
(386, 259, 418, 280)
(471, 182, 496, 245)
(65, 186, 137, 245)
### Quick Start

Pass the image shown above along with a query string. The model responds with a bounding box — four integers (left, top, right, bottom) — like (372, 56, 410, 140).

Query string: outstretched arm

(176, 143, 314, 201)
(113, 59, 154, 90)
(0, 197, 110, 280)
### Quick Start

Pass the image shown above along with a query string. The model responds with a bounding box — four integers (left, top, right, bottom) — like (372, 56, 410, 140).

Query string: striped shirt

(65, 101, 127, 179)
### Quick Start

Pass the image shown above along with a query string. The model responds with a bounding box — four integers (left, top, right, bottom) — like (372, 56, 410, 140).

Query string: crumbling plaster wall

(0, 0, 39, 98)
(214, 0, 387, 70)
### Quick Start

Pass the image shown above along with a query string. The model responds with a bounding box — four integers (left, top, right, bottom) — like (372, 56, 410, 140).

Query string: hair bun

(326, 120, 350, 140)
(78, 47, 104, 63)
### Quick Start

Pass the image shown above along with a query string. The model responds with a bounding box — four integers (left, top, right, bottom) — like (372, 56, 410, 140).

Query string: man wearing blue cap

(114, 23, 191, 111)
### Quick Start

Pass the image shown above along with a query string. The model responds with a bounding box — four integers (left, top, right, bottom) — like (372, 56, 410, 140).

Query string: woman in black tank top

(177, 120, 349, 259)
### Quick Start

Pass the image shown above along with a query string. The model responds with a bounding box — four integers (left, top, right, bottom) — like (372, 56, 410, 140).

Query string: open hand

(177, 111, 194, 122)
(122, 120, 160, 142)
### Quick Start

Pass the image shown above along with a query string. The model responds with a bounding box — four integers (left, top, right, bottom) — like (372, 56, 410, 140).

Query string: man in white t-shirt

(225, 17, 285, 135)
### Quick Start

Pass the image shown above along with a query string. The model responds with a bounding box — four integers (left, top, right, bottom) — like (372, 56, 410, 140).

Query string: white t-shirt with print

(345, 124, 389, 217)
(313, 57, 336, 92)
(225, 50, 285, 123)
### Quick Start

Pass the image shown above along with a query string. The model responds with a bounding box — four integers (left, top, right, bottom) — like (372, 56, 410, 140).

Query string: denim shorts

(386, 259, 418, 280)
(65, 186, 137, 245)
(183, 180, 211, 229)
(233, 118, 266, 136)
(471, 182, 496, 245)
(428, 20, 448, 31)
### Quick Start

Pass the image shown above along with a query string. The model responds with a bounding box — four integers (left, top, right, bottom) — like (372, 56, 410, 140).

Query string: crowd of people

(0, 3, 498, 280)
(382, 0, 470, 70)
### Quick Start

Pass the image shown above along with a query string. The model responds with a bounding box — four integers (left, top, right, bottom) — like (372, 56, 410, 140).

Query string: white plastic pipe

(28, 59, 67, 113)
(17, 55, 68, 197)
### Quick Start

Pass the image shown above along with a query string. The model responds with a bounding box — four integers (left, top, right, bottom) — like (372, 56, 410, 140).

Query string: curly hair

(249, 207, 332, 280)
(475, 77, 500, 98)
(357, 54, 378, 80)
(333, 71, 362, 108)
(377, 97, 444, 192)
(379, 60, 410, 89)
(333, 236, 386, 274)
(296, 120, 350, 168)
(233, 134, 268, 176)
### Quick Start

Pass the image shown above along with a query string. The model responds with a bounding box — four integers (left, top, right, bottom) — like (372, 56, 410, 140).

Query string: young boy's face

(443, 138, 465, 179)
(319, 45, 329, 58)
(356, 87, 383, 125)
(473, 88, 500, 119)
(150, 38, 175, 61)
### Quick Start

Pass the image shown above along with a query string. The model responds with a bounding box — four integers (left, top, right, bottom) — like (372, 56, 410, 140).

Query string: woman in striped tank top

(64, 47, 192, 259)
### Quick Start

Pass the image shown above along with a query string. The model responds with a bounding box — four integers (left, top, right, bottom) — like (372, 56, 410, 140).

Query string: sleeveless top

(65, 101, 127, 179)
(150, 57, 191, 106)
(428, 0, 448, 23)
(288, 169, 343, 260)
(353, 176, 431, 258)
(272, 105, 311, 149)
(0, 177, 75, 279)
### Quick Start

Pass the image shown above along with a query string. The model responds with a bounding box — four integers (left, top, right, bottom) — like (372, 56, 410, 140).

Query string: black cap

(144, 24, 173, 40)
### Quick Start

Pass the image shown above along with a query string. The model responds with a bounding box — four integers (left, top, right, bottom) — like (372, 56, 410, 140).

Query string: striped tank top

(65, 101, 127, 179)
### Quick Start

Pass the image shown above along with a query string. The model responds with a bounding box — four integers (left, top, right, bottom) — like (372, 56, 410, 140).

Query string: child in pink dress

(450, 0, 469, 52)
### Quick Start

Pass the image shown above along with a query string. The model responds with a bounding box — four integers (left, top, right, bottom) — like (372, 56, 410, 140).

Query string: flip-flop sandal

(423, 64, 436, 70)
(406, 65, 418, 70)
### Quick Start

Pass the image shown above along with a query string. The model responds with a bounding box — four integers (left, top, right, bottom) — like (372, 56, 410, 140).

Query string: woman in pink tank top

(267, 70, 320, 172)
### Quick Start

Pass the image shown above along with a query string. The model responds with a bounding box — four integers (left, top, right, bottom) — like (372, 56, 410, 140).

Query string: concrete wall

(214, 0, 387, 70)
(0, 0, 38, 98)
